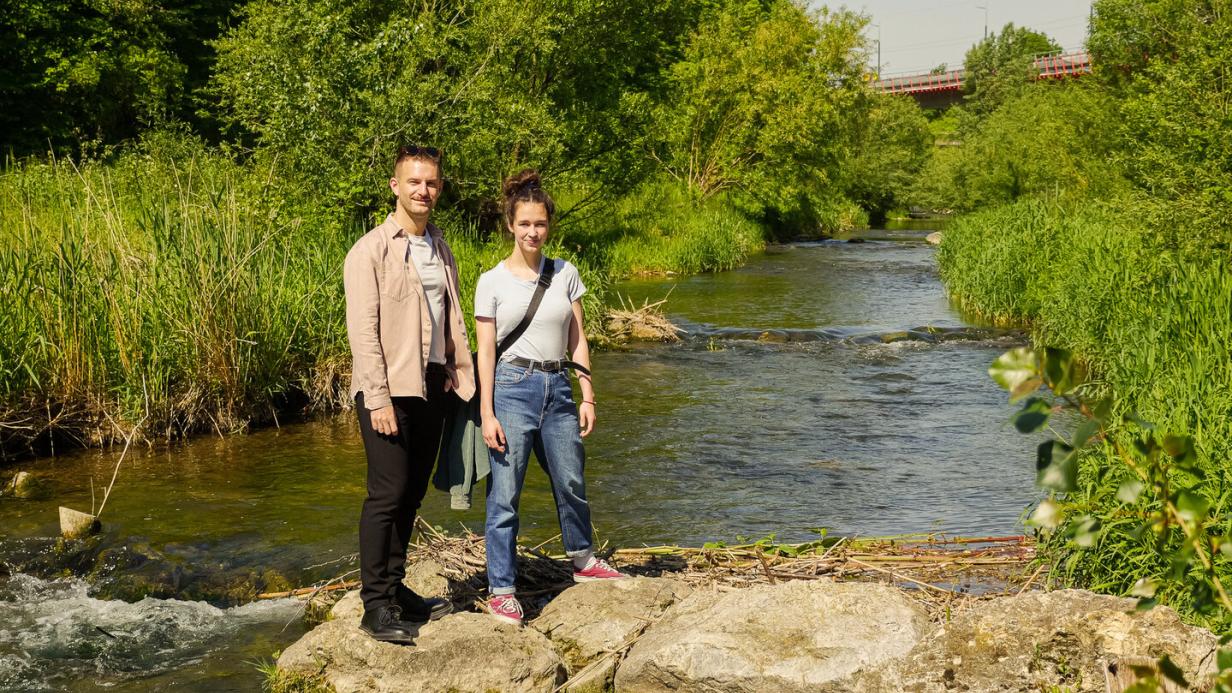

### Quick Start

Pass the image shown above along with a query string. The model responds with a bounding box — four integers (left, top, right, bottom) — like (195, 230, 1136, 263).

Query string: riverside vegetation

(928, 0, 1232, 636)
(0, 0, 931, 458)
(6, 0, 1232, 661)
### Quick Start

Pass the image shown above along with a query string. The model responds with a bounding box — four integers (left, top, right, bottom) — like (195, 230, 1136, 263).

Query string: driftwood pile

(604, 294, 684, 343)
(263, 519, 1040, 622)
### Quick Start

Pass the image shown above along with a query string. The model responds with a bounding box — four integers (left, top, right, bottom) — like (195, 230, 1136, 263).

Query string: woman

(475, 169, 626, 626)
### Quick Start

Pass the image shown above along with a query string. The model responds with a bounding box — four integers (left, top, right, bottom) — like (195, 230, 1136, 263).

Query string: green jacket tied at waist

(433, 394, 490, 510)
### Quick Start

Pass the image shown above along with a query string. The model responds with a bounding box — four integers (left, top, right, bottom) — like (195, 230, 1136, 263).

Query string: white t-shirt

(474, 258, 586, 362)
(405, 233, 447, 365)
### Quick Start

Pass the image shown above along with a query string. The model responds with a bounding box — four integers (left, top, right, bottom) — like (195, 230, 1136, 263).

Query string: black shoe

(395, 584, 454, 624)
(359, 604, 417, 644)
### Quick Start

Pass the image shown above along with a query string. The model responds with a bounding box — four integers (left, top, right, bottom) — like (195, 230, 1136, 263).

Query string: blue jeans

(485, 361, 593, 595)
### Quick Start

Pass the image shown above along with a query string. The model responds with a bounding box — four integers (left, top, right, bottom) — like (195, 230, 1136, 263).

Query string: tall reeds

(1, 146, 705, 457)
(0, 147, 353, 455)
(938, 198, 1232, 627)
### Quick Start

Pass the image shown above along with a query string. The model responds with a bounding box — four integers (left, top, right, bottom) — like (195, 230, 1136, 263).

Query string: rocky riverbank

(274, 562, 1219, 692)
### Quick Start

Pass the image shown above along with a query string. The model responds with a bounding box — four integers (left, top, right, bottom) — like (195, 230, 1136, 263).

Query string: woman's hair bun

(501, 168, 555, 224)
(502, 169, 541, 199)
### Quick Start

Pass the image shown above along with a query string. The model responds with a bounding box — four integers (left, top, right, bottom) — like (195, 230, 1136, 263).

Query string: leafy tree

(1088, 0, 1232, 249)
(0, 0, 238, 157)
(843, 93, 932, 223)
(961, 23, 1060, 116)
(211, 0, 707, 224)
(911, 81, 1121, 212)
(649, 0, 868, 234)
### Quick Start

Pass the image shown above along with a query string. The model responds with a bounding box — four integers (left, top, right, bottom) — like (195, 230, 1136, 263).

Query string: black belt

(504, 356, 591, 376)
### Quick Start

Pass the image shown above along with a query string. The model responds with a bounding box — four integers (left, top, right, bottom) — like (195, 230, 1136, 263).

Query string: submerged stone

(0, 534, 301, 606)
(5, 471, 46, 499)
(879, 330, 912, 344)
(756, 330, 789, 343)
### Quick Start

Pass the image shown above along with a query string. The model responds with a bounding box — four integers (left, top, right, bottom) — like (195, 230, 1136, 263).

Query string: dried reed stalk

(275, 520, 1040, 623)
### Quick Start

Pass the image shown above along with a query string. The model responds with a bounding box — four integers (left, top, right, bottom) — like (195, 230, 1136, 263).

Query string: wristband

(581, 400, 595, 405)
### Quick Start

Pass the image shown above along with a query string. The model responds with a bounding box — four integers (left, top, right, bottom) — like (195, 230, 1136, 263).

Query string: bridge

(872, 50, 1092, 109)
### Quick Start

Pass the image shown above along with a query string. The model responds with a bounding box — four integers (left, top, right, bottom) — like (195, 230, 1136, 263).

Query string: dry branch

(605, 294, 684, 343)
(270, 521, 1040, 623)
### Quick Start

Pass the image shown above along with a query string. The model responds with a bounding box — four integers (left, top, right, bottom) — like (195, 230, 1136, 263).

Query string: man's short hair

(394, 145, 442, 176)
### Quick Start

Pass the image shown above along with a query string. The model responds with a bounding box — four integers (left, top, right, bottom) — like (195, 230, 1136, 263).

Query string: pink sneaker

(573, 557, 628, 582)
(487, 594, 523, 626)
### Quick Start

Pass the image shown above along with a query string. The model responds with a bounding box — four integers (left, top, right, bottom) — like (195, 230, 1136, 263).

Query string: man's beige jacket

(343, 214, 476, 410)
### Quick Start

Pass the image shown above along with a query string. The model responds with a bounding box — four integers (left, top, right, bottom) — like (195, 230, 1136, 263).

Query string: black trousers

(356, 364, 448, 611)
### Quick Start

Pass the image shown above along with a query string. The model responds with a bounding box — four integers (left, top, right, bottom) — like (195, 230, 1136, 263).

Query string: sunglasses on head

(398, 145, 441, 160)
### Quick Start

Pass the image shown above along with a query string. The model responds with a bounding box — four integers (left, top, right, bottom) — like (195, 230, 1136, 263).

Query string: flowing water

(0, 229, 1038, 690)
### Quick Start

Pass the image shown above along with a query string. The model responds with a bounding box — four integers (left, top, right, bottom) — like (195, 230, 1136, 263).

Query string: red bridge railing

(872, 50, 1092, 95)
(1034, 51, 1091, 79)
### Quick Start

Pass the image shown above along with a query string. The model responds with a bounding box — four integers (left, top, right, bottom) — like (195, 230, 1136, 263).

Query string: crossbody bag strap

(496, 257, 555, 359)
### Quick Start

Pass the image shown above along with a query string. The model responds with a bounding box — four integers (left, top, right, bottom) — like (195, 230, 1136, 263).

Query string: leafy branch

(992, 345, 1232, 690)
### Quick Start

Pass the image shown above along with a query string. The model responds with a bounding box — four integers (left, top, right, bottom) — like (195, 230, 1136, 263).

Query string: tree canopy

(3, 0, 937, 235)
(0, 0, 238, 156)
(961, 23, 1061, 116)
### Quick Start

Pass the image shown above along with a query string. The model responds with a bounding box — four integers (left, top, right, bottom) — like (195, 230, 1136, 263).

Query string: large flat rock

(280, 572, 1223, 693)
(615, 579, 930, 692)
(278, 611, 565, 693)
(532, 577, 693, 692)
(852, 589, 1220, 692)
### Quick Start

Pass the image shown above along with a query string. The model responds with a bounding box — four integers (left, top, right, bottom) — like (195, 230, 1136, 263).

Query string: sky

(834, 0, 1095, 76)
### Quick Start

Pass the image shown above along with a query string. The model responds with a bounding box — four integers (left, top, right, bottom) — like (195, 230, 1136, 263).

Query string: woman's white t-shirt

(474, 258, 586, 362)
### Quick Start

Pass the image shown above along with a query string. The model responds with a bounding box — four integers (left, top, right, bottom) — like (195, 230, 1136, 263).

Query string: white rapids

(0, 573, 301, 691)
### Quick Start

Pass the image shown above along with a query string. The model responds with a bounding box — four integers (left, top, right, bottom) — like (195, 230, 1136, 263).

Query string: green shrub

(913, 82, 1124, 212)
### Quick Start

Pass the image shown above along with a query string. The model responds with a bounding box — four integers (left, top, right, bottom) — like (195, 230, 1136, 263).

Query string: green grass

(252, 656, 333, 693)
(0, 144, 355, 454)
(561, 180, 764, 279)
(0, 149, 763, 457)
(938, 197, 1232, 628)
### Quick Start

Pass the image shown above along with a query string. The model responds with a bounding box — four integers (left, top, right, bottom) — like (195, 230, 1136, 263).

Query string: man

(343, 145, 476, 643)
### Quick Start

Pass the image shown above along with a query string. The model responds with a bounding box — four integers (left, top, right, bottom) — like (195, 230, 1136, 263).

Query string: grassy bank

(562, 181, 764, 278)
(0, 147, 763, 459)
(938, 198, 1232, 627)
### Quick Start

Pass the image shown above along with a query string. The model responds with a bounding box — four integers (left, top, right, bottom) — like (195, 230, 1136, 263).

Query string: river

(0, 228, 1037, 690)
